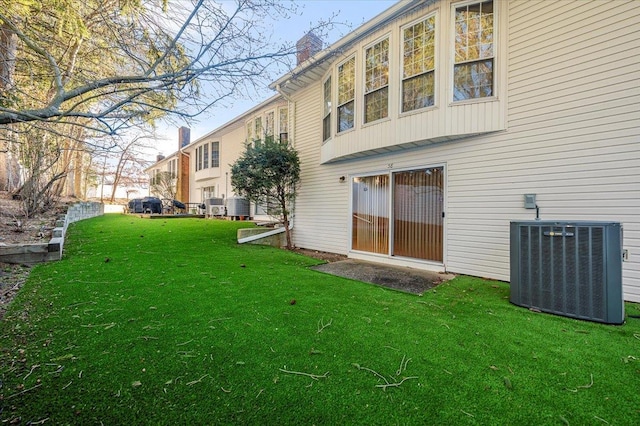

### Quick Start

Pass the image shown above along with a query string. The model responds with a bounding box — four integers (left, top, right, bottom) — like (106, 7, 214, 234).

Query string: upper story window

(211, 142, 220, 168)
(246, 120, 253, 142)
(322, 76, 332, 141)
(453, 1, 494, 101)
(255, 117, 263, 139)
(279, 106, 289, 141)
(167, 159, 177, 176)
(203, 143, 209, 169)
(265, 111, 274, 137)
(196, 145, 203, 171)
(364, 37, 389, 123)
(337, 57, 355, 132)
(402, 15, 436, 112)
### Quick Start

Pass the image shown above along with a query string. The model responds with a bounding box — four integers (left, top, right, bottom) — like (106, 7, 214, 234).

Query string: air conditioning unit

(209, 205, 226, 216)
(510, 221, 624, 324)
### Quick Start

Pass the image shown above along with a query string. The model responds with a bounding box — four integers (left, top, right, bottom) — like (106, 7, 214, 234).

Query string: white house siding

(188, 122, 244, 204)
(186, 98, 288, 206)
(288, 0, 640, 302)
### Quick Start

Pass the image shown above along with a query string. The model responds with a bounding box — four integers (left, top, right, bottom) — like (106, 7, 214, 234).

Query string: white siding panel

(288, 0, 640, 302)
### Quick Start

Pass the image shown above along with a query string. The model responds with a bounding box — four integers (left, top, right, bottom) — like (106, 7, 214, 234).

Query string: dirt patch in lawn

(296, 247, 455, 295)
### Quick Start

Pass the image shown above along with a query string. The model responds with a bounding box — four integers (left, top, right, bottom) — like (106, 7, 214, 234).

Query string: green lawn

(1, 215, 639, 425)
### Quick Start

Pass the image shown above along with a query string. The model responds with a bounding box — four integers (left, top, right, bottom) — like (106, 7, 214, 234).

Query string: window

(255, 117, 263, 140)
(211, 142, 220, 168)
(364, 38, 390, 123)
(246, 120, 253, 142)
(203, 143, 209, 169)
(203, 186, 215, 199)
(337, 57, 355, 132)
(265, 111, 274, 137)
(402, 15, 436, 112)
(322, 77, 332, 141)
(198, 146, 204, 171)
(453, 1, 494, 101)
(279, 107, 289, 141)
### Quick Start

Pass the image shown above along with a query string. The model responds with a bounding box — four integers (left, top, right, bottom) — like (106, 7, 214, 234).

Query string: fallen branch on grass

(353, 355, 418, 391)
(6, 383, 42, 399)
(317, 317, 332, 333)
(186, 374, 210, 386)
(279, 368, 329, 381)
(567, 373, 594, 392)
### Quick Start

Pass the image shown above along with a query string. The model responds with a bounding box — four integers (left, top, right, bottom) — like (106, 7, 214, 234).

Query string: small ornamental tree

(231, 137, 300, 249)
(149, 171, 177, 202)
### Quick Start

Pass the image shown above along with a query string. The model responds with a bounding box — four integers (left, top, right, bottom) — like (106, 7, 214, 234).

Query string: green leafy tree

(231, 137, 300, 249)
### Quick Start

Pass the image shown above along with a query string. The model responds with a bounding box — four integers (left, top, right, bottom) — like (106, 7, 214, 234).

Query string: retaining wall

(0, 201, 104, 265)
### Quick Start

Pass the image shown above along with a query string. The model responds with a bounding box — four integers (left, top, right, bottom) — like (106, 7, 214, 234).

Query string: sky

(151, 0, 398, 157)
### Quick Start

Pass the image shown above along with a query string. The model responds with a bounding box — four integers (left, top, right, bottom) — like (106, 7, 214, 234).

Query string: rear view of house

(271, 0, 640, 301)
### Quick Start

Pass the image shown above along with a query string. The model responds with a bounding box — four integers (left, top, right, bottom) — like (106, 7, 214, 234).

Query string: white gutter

(270, 0, 427, 93)
(237, 218, 294, 244)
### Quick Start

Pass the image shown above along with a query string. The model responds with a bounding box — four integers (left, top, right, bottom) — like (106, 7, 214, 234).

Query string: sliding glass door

(392, 168, 443, 261)
(352, 175, 389, 254)
(351, 167, 444, 262)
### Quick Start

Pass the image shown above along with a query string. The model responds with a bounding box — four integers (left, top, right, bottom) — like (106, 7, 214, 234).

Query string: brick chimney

(178, 126, 190, 148)
(296, 32, 323, 65)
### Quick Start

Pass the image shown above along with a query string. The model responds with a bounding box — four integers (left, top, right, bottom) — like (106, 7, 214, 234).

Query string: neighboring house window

(279, 107, 289, 141)
(364, 37, 389, 123)
(196, 146, 203, 171)
(203, 143, 209, 169)
(453, 0, 494, 101)
(402, 15, 436, 112)
(203, 186, 215, 199)
(337, 57, 355, 132)
(322, 76, 332, 141)
(255, 117, 263, 140)
(211, 142, 220, 168)
(265, 111, 274, 137)
(246, 120, 253, 142)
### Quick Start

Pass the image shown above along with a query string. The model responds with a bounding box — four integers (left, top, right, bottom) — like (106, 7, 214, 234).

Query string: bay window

(364, 38, 389, 123)
(402, 15, 436, 112)
(211, 142, 219, 168)
(323, 76, 332, 141)
(453, 1, 494, 101)
(337, 57, 355, 132)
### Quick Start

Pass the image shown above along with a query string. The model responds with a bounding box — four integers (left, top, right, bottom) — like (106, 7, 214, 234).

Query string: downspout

(238, 86, 295, 245)
(178, 145, 190, 204)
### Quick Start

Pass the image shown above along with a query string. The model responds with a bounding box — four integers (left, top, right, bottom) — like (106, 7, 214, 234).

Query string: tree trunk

(0, 23, 17, 91)
(74, 149, 83, 198)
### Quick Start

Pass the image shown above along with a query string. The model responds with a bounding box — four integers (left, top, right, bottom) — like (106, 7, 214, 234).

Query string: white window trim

(450, 0, 497, 105)
(362, 33, 391, 126)
(265, 109, 275, 138)
(336, 55, 356, 134)
(399, 12, 438, 116)
(322, 74, 333, 142)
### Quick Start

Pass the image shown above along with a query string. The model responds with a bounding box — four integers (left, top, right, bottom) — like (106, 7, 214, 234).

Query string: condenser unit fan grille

(510, 221, 623, 324)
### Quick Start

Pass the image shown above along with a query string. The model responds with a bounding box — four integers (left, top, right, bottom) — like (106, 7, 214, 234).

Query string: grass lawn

(1, 215, 639, 424)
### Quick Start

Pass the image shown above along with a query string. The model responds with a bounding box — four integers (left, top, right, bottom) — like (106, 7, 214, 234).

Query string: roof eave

(271, 0, 429, 96)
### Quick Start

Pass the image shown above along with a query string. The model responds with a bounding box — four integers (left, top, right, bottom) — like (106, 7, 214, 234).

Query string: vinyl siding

(288, 0, 640, 302)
